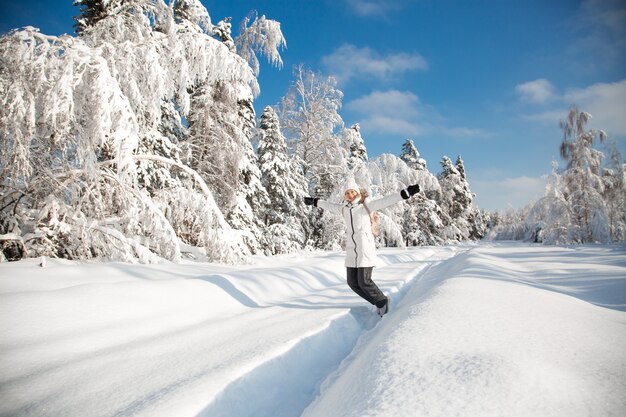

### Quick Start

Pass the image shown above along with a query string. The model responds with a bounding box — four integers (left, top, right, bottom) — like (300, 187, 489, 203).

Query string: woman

(304, 178, 420, 317)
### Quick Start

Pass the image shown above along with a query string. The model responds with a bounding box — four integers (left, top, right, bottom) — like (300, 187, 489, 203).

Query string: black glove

(401, 184, 420, 200)
(304, 197, 319, 207)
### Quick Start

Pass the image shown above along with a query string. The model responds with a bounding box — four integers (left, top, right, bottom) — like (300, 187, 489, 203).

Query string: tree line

(4, 1, 619, 264)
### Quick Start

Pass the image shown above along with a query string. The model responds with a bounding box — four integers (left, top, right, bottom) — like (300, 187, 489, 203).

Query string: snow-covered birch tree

(559, 105, 609, 242)
(279, 65, 346, 197)
(278, 65, 346, 248)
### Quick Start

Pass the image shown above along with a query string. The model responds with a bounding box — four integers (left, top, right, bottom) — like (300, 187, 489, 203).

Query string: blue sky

(2, 0, 625, 211)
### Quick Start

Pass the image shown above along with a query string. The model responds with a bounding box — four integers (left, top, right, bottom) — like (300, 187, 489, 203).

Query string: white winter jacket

(318, 192, 404, 268)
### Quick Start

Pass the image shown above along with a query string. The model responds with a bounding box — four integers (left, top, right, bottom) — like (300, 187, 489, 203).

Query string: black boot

(377, 298, 389, 317)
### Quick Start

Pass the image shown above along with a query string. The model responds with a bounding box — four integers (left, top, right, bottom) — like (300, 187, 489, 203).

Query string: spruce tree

(400, 139, 426, 171)
(73, 0, 108, 34)
(257, 106, 307, 253)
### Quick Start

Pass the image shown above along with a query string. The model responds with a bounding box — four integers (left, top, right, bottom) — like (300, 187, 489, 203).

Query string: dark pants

(346, 267, 387, 308)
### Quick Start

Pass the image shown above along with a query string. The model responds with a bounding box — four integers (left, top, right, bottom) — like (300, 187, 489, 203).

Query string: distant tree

(456, 155, 486, 240)
(343, 123, 371, 188)
(437, 156, 476, 240)
(602, 142, 626, 241)
(367, 153, 443, 246)
(400, 139, 426, 171)
(345, 124, 368, 167)
(559, 105, 609, 242)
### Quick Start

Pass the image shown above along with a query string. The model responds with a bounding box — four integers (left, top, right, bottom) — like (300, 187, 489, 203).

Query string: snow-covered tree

(488, 106, 624, 245)
(400, 139, 426, 171)
(0, 1, 286, 263)
(345, 124, 368, 167)
(278, 66, 346, 247)
(437, 156, 475, 240)
(257, 106, 307, 253)
(342, 123, 371, 189)
(279, 65, 346, 197)
(559, 106, 609, 243)
(172, 0, 212, 34)
(235, 11, 286, 76)
(602, 142, 626, 241)
(367, 153, 443, 247)
(213, 17, 235, 52)
(456, 156, 486, 240)
(73, 0, 109, 34)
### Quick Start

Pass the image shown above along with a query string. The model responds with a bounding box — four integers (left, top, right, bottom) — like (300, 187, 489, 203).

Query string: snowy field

(1, 242, 625, 417)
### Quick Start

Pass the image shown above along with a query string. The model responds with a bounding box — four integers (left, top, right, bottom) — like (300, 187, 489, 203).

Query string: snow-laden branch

(130, 154, 230, 229)
(235, 13, 286, 76)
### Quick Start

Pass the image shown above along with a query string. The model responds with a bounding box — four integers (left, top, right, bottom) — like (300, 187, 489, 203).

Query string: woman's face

(344, 189, 359, 202)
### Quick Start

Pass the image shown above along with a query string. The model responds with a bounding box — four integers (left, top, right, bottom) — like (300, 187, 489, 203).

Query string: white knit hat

(343, 177, 360, 194)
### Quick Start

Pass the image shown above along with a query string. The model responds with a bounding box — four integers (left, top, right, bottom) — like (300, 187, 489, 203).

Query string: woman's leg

(346, 267, 375, 304)
(356, 267, 387, 308)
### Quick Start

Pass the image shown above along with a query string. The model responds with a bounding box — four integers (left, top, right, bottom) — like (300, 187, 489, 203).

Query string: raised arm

(304, 197, 344, 215)
(367, 184, 420, 211)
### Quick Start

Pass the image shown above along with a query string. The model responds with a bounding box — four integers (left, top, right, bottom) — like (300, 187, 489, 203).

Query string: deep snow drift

(0, 243, 625, 417)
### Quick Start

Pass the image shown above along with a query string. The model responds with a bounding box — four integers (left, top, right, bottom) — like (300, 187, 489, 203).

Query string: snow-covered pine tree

(559, 105, 609, 243)
(343, 123, 371, 189)
(437, 155, 472, 240)
(400, 139, 427, 171)
(213, 17, 235, 52)
(228, 97, 271, 255)
(456, 155, 486, 240)
(396, 142, 447, 246)
(73, 0, 108, 34)
(172, 0, 213, 34)
(257, 106, 307, 254)
(345, 124, 368, 167)
(367, 153, 442, 247)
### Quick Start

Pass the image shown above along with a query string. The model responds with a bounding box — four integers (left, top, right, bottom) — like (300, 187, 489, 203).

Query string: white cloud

(360, 116, 424, 137)
(521, 79, 626, 139)
(346, 90, 421, 117)
(521, 109, 566, 125)
(346, 0, 403, 17)
(440, 127, 491, 139)
(472, 176, 548, 212)
(515, 79, 557, 104)
(322, 44, 428, 85)
(346, 90, 423, 136)
(564, 79, 626, 137)
(345, 90, 488, 139)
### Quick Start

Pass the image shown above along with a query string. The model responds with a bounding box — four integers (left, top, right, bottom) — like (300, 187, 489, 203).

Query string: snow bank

(1, 243, 624, 417)
(303, 243, 626, 417)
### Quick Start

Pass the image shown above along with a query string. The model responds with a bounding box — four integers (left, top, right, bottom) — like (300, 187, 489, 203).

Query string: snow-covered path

(1, 243, 625, 417)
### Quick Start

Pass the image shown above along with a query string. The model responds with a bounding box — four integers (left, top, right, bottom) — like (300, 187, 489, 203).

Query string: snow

(1, 243, 625, 417)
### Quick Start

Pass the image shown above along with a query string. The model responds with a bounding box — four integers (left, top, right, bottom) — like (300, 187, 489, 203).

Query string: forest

(1, 0, 624, 264)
